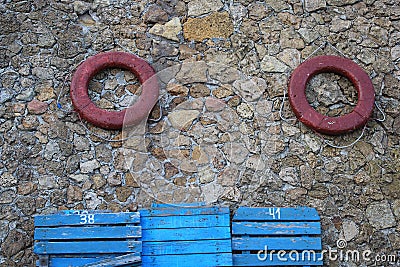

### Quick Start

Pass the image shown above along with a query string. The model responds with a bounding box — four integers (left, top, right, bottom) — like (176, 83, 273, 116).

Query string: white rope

(279, 87, 296, 122)
(319, 125, 367, 149)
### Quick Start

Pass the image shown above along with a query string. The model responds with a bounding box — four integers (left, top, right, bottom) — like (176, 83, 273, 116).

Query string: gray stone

(44, 141, 60, 160)
(298, 28, 321, 44)
(176, 61, 208, 84)
(80, 159, 101, 174)
(0, 172, 17, 187)
(342, 220, 359, 241)
(391, 45, 400, 60)
(245, 155, 265, 171)
(32, 67, 54, 80)
(199, 166, 216, 184)
(168, 110, 200, 130)
(236, 103, 254, 119)
(330, 17, 352, 33)
(223, 142, 249, 164)
(69, 174, 89, 183)
(74, 1, 91, 14)
(143, 5, 169, 23)
(0, 88, 14, 104)
(85, 192, 102, 209)
(326, 0, 359, 6)
(200, 182, 224, 203)
(233, 77, 266, 102)
(304, 0, 326, 12)
(366, 201, 396, 229)
(38, 175, 58, 189)
(38, 33, 56, 47)
(0, 190, 16, 204)
(260, 55, 289, 73)
(188, 0, 223, 16)
(149, 17, 182, 41)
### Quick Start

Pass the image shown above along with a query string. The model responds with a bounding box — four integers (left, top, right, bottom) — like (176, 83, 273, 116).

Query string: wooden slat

(233, 253, 323, 266)
(142, 239, 232, 255)
(140, 206, 229, 217)
(82, 253, 141, 267)
(34, 240, 142, 254)
(141, 214, 230, 229)
(142, 253, 233, 266)
(232, 221, 321, 236)
(40, 256, 114, 267)
(34, 212, 140, 227)
(233, 207, 320, 221)
(142, 227, 231, 242)
(34, 225, 141, 240)
(232, 236, 322, 251)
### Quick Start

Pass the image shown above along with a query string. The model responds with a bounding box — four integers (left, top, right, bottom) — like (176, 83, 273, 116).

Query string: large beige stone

(183, 12, 233, 41)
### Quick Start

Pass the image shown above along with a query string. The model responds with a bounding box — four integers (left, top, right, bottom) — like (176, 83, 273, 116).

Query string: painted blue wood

(37, 256, 117, 267)
(34, 211, 142, 267)
(232, 236, 322, 251)
(232, 253, 323, 266)
(142, 227, 231, 241)
(143, 239, 232, 255)
(142, 213, 230, 229)
(35, 225, 141, 240)
(34, 240, 142, 254)
(232, 207, 322, 267)
(142, 253, 233, 267)
(233, 207, 320, 221)
(140, 204, 232, 266)
(82, 253, 141, 267)
(34, 212, 140, 227)
(232, 221, 321, 235)
(140, 206, 229, 217)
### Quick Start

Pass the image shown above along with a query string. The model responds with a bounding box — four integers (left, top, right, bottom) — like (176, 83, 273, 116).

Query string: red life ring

(288, 55, 375, 135)
(70, 51, 159, 130)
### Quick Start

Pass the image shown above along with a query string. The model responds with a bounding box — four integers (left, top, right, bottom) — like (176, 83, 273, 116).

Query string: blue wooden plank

(34, 225, 141, 240)
(34, 212, 140, 227)
(82, 253, 141, 267)
(232, 237, 322, 251)
(233, 207, 320, 221)
(142, 239, 232, 255)
(141, 214, 230, 229)
(232, 221, 321, 236)
(142, 227, 231, 242)
(140, 206, 229, 217)
(34, 240, 142, 254)
(142, 253, 233, 266)
(151, 202, 206, 208)
(233, 253, 323, 266)
(42, 256, 116, 267)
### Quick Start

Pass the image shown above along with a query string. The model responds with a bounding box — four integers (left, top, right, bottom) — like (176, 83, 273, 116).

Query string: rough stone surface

(27, 99, 48, 114)
(149, 17, 182, 41)
(366, 201, 397, 230)
(1, 1, 399, 264)
(260, 55, 289, 73)
(188, 0, 224, 16)
(183, 12, 233, 41)
(304, 0, 326, 12)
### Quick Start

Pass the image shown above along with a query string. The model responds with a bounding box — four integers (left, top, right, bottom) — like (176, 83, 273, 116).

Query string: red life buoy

(288, 55, 375, 135)
(70, 51, 159, 130)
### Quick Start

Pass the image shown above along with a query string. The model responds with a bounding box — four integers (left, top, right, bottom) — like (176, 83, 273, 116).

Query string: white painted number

(79, 214, 95, 224)
(268, 208, 281, 220)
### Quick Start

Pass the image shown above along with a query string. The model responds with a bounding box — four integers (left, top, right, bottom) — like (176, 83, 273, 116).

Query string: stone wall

(1, 0, 400, 266)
